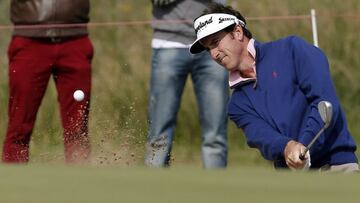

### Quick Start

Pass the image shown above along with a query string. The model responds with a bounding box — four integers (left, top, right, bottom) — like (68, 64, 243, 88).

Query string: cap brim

(189, 22, 234, 54)
(189, 40, 205, 54)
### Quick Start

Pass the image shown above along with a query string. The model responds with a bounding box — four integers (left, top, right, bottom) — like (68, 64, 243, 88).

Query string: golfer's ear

(234, 26, 244, 41)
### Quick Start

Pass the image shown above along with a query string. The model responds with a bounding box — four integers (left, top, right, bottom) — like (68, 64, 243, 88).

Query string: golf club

(299, 101, 333, 160)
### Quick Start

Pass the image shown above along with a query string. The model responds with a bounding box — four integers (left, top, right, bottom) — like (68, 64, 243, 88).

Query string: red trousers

(2, 36, 93, 163)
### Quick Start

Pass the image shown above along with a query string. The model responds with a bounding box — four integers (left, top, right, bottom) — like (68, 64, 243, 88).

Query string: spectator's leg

(145, 48, 189, 167)
(191, 51, 229, 169)
(54, 36, 93, 163)
(2, 37, 53, 163)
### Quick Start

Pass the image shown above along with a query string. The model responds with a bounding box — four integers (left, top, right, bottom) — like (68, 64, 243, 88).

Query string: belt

(32, 36, 80, 44)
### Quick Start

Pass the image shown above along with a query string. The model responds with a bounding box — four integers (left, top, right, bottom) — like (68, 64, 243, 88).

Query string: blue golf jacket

(228, 36, 358, 168)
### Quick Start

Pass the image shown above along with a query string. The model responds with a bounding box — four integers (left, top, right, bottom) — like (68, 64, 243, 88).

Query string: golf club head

(318, 101, 333, 129)
(300, 101, 333, 161)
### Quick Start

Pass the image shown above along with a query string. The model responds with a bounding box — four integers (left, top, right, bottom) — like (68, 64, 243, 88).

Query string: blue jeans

(145, 48, 229, 168)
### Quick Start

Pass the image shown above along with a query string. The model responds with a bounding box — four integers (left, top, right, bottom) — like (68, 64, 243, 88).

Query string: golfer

(189, 3, 359, 172)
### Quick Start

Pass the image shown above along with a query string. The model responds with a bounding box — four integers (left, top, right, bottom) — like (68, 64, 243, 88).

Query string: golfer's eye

(207, 39, 219, 50)
(212, 39, 219, 46)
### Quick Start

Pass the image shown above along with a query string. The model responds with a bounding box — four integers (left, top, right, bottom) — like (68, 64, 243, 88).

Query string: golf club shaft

(299, 126, 325, 160)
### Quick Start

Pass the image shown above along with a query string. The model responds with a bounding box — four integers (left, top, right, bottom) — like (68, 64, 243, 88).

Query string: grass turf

(0, 164, 358, 203)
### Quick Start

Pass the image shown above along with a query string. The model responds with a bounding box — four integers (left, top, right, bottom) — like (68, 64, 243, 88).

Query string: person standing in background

(145, 0, 229, 168)
(2, 0, 93, 163)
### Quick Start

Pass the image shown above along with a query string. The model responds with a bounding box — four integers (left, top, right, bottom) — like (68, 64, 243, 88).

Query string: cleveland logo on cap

(195, 16, 213, 34)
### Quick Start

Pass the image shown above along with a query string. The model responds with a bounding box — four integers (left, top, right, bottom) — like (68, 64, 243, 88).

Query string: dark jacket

(228, 36, 358, 168)
(11, 0, 90, 37)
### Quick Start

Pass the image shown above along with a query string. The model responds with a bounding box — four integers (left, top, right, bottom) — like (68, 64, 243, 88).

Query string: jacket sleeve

(228, 92, 292, 160)
(290, 36, 341, 152)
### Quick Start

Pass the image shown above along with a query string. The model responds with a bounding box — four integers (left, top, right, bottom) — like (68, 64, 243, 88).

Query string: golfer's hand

(284, 140, 308, 170)
(151, 0, 177, 7)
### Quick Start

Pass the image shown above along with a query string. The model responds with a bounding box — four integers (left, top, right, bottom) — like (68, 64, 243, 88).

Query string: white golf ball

(73, 90, 85, 101)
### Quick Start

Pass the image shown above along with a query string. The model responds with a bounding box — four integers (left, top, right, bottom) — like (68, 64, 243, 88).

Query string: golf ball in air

(73, 90, 85, 101)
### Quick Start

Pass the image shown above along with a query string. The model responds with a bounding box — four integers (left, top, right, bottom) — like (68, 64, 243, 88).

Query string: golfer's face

(200, 30, 239, 71)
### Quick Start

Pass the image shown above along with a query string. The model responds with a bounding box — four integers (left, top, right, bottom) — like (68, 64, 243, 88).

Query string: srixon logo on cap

(219, 17, 235, 23)
(195, 16, 213, 34)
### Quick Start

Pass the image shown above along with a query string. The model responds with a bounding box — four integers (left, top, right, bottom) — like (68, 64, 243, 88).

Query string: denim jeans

(145, 48, 229, 168)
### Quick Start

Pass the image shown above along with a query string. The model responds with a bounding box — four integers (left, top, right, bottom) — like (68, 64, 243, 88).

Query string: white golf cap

(189, 13, 245, 54)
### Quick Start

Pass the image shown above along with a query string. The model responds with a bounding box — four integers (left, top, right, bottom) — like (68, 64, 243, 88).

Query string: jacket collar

(229, 38, 258, 88)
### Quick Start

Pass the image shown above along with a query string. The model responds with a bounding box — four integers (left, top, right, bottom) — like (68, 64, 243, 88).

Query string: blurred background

(0, 0, 359, 167)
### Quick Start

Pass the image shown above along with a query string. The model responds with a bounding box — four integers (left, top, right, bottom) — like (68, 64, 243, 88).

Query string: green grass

(0, 0, 360, 165)
(0, 164, 359, 203)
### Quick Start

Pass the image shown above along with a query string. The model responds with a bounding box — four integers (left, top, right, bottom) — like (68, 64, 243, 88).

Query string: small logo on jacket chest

(272, 71, 278, 78)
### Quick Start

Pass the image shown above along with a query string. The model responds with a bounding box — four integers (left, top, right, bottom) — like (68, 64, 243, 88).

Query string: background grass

(0, 0, 359, 168)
